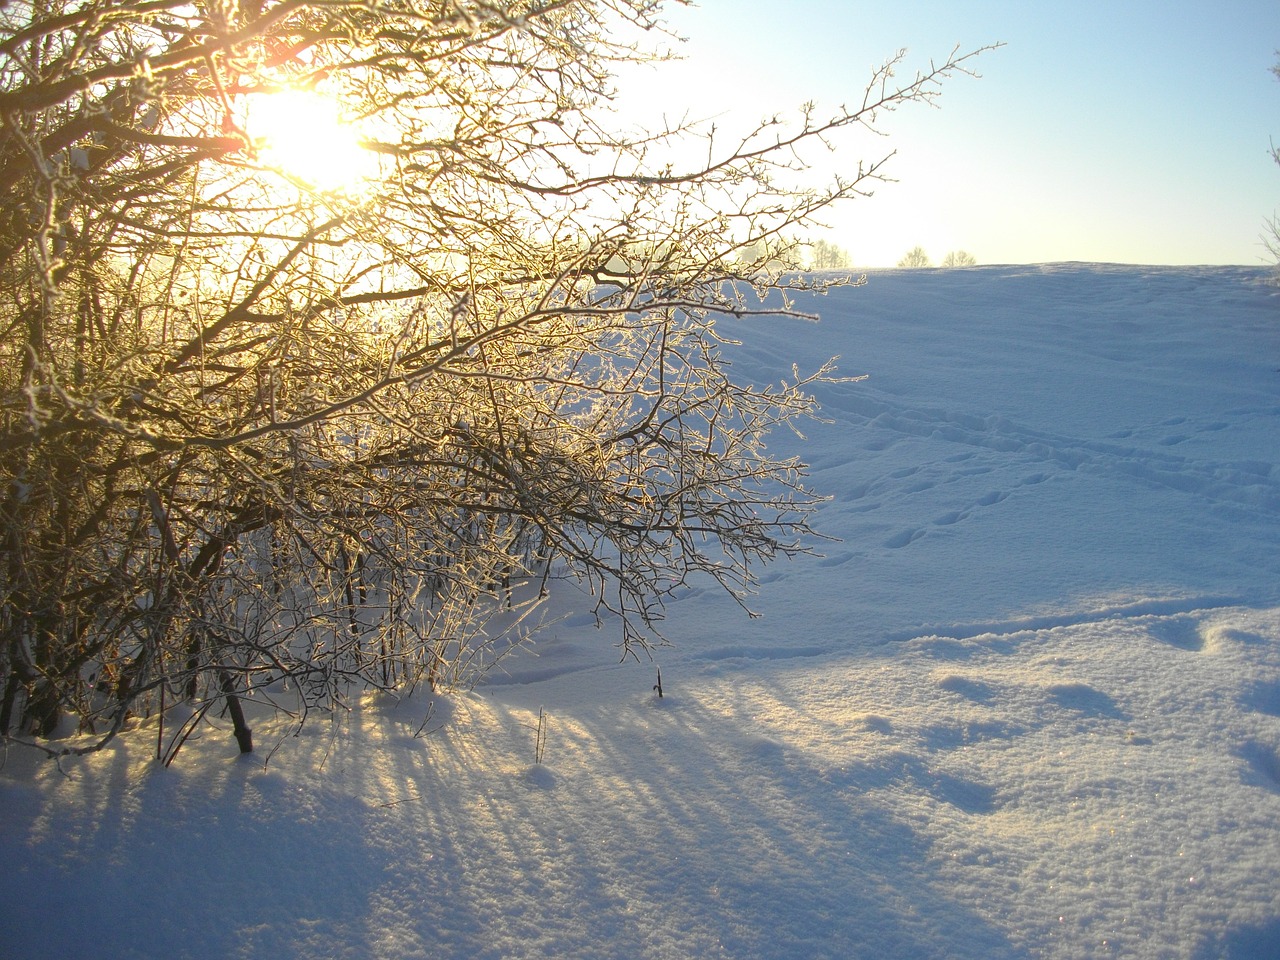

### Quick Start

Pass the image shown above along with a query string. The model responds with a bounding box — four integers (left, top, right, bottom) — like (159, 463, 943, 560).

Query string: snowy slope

(2, 264, 1279, 960)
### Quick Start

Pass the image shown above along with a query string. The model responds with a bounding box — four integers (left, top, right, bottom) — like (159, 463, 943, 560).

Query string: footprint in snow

(936, 674, 998, 704)
(1239, 741, 1280, 792)
(883, 528, 926, 549)
(817, 551, 855, 568)
(1243, 679, 1280, 717)
(1146, 617, 1206, 652)
(1046, 682, 1126, 719)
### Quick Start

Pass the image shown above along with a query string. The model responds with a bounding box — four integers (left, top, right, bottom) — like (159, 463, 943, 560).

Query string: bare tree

(0, 0, 993, 757)
(942, 250, 977, 267)
(809, 238, 852, 270)
(898, 246, 932, 267)
(1265, 51, 1280, 276)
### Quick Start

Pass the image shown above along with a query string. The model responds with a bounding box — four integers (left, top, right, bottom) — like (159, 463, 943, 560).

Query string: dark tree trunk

(218, 668, 253, 754)
(0, 669, 19, 734)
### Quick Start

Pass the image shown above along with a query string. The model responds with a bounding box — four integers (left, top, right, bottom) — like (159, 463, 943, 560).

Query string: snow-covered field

(3, 263, 1279, 959)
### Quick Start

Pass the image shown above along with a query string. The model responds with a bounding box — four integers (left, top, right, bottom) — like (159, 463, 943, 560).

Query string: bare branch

(0, 0, 994, 755)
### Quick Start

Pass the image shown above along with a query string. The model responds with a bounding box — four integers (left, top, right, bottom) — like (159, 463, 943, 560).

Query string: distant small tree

(737, 240, 767, 266)
(1266, 51, 1280, 277)
(809, 239, 852, 270)
(898, 246, 932, 267)
(942, 250, 977, 267)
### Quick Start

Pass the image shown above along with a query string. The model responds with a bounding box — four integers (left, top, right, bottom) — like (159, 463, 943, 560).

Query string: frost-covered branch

(0, 0, 991, 755)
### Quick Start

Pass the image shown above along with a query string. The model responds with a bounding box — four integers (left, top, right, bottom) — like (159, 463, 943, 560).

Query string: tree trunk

(0, 669, 19, 734)
(218, 668, 253, 754)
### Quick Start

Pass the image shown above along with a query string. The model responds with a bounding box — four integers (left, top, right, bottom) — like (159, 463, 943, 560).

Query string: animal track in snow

(893, 484, 1020, 544)
(1243, 679, 1280, 717)
(817, 551, 855, 568)
(835, 391, 1280, 520)
(1239, 741, 1280, 792)
(883, 528, 927, 549)
(935, 674, 998, 704)
(1146, 616, 1206, 652)
(1046, 682, 1127, 720)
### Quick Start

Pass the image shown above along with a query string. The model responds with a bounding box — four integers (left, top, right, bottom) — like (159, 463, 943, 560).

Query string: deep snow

(2, 263, 1279, 959)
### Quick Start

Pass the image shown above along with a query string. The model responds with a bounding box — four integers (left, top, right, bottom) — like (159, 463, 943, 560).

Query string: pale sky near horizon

(629, 0, 1280, 267)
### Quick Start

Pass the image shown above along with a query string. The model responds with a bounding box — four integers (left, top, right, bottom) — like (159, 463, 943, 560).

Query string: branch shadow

(0, 680, 1026, 960)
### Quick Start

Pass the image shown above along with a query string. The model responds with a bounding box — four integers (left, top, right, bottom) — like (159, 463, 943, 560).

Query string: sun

(246, 89, 376, 192)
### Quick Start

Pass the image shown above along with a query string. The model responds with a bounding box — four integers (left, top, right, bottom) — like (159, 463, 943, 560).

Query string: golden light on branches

(0, 0, 995, 758)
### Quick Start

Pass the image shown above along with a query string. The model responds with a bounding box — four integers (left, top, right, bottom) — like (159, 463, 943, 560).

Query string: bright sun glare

(247, 89, 375, 192)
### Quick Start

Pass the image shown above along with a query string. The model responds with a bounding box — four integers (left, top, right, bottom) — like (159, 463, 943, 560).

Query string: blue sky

(637, 0, 1280, 266)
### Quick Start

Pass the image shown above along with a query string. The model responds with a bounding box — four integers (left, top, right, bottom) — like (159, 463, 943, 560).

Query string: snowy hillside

(3, 263, 1279, 959)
